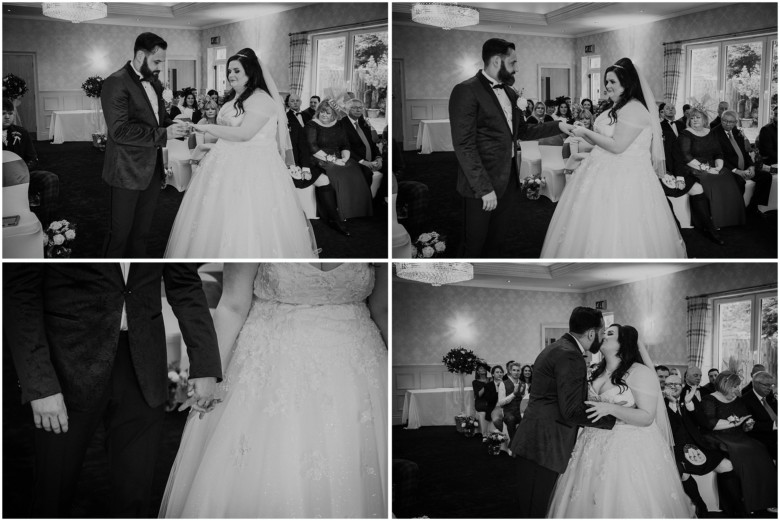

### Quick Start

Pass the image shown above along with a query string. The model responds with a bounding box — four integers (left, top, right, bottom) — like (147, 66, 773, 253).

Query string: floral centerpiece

(520, 175, 546, 200)
(166, 362, 190, 412)
(81, 75, 104, 98)
(443, 346, 482, 418)
(82, 75, 106, 146)
(3, 74, 28, 101)
(455, 413, 480, 437)
(412, 231, 446, 258)
(43, 220, 76, 258)
(486, 431, 508, 455)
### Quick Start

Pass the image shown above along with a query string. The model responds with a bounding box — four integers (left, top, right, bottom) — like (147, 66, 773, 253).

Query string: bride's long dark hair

(223, 48, 270, 116)
(603, 57, 647, 125)
(589, 324, 642, 392)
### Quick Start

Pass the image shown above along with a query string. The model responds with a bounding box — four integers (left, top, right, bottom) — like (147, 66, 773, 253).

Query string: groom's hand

(31, 393, 69, 434)
(189, 376, 217, 406)
(166, 122, 189, 140)
(558, 122, 575, 136)
(481, 191, 497, 211)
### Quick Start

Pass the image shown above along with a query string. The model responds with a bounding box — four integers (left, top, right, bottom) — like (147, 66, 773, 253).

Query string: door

(539, 66, 571, 101)
(3, 52, 37, 138)
(392, 58, 404, 149)
(168, 59, 196, 92)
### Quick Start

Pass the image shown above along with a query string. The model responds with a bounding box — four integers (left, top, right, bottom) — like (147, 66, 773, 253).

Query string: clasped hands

(178, 376, 221, 419)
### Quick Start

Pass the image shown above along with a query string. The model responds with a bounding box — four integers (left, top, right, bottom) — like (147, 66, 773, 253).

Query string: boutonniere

(11, 131, 21, 145)
(516, 97, 528, 111)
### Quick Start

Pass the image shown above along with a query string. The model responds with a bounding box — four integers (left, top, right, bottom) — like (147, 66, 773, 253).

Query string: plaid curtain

(687, 297, 711, 367)
(289, 34, 310, 96)
(663, 42, 683, 106)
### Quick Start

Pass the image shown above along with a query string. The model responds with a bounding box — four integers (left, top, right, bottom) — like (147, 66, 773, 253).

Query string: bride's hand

(585, 400, 615, 422)
(570, 125, 588, 138)
(190, 123, 209, 134)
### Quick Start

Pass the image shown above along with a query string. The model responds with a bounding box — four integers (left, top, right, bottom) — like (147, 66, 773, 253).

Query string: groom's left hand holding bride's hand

(558, 122, 576, 136)
(178, 376, 220, 419)
(585, 399, 628, 422)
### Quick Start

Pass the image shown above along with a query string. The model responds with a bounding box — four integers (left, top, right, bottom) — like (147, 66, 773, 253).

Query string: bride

(547, 324, 693, 518)
(164, 48, 317, 258)
(540, 57, 686, 258)
(159, 263, 387, 518)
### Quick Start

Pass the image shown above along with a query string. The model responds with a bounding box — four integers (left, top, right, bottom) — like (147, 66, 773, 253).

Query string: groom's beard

(588, 337, 603, 354)
(140, 57, 160, 82)
(497, 61, 515, 86)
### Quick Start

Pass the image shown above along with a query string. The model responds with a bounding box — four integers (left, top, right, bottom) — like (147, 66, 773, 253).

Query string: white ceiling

(393, 2, 735, 38)
(393, 262, 708, 293)
(3, 2, 312, 30)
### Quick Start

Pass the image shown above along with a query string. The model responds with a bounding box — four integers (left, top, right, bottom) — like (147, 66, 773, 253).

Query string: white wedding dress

(159, 263, 387, 518)
(164, 90, 317, 258)
(540, 100, 687, 258)
(547, 371, 694, 518)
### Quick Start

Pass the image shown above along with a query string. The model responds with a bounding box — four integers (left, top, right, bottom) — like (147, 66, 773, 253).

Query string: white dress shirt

(130, 62, 159, 124)
(120, 262, 130, 331)
(481, 70, 513, 132)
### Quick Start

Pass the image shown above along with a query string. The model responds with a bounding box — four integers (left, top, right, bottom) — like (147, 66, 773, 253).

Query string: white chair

(538, 145, 566, 202)
(692, 472, 720, 512)
(667, 194, 693, 228)
(391, 193, 412, 258)
(743, 179, 756, 207)
(295, 185, 318, 219)
(3, 151, 43, 258)
(517, 141, 541, 180)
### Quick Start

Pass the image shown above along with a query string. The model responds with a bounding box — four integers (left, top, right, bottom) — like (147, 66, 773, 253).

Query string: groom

(510, 307, 616, 517)
(101, 32, 189, 258)
(3, 263, 222, 517)
(449, 38, 573, 257)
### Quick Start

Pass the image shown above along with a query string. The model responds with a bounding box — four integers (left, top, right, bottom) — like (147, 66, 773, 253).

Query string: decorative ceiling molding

(544, 2, 616, 24)
(107, 3, 175, 18)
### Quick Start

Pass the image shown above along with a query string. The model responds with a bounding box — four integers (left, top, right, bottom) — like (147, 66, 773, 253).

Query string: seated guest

(176, 91, 201, 123)
(305, 99, 373, 227)
(393, 137, 428, 240)
(523, 99, 535, 120)
(681, 366, 708, 413)
(659, 102, 686, 136)
(544, 100, 556, 119)
(482, 365, 506, 432)
(574, 109, 593, 130)
(663, 374, 743, 517)
(740, 371, 777, 461)
(339, 98, 382, 194)
(715, 110, 772, 215)
(501, 362, 525, 442)
(472, 362, 491, 440)
(656, 365, 671, 390)
(743, 364, 766, 395)
(580, 98, 593, 114)
(169, 90, 182, 118)
(2, 98, 59, 225)
(527, 102, 554, 125)
(554, 101, 574, 124)
(699, 371, 777, 515)
(199, 98, 219, 125)
(680, 107, 746, 228)
(206, 89, 220, 107)
(702, 368, 719, 394)
(285, 93, 313, 168)
(757, 105, 777, 166)
(677, 103, 692, 128)
(710, 101, 729, 129)
(303, 95, 320, 119)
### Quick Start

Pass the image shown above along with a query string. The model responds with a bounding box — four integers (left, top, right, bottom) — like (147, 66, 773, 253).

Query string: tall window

(686, 35, 777, 141)
(312, 26, 388, 120)
(207, 47, 227, 95)
(587, 55, 601, 102)
(713, 291, 777, 380)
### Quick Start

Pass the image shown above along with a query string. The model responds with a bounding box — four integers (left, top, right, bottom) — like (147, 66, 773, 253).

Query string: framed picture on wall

(541, 323, 568, 350)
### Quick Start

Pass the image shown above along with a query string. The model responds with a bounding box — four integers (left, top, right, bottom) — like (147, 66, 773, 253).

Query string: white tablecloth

(416, 119, 453, 154)
(49, 110, 104, 144)
(402, 387, 474, 429)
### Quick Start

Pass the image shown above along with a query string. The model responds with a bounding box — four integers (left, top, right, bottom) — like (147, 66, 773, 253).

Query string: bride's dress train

(159, 263, 386, 518)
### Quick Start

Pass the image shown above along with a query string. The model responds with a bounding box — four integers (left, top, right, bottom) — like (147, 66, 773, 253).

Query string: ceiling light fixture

(42, 2, 107, 23)
(411, 3, 479, 30)
(396, 262, 474, 286)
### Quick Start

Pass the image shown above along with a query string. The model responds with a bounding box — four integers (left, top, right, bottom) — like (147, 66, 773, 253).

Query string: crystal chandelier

(42, 3, 107, 23)
(396, 262, 474, 286)
(411, 3, 479, 30)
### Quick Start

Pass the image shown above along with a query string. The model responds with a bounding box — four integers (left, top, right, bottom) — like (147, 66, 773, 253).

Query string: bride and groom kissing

(102, 32, 315, 259)
(511, 306, 694, 518)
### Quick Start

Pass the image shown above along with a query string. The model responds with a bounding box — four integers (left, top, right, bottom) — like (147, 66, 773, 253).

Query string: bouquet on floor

(43, 220, 76, 258)
(455, 414, 480, 437)
(486, 431, 508, 455)
(3, 73, 28, 101)
(166, 362, 190, 412)
(411, 231, 446, 258)
(520, 175, 546, 200)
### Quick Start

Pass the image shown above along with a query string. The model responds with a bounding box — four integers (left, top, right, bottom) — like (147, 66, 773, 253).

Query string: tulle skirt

(548, 423, 694, 518)
(164, 138, 317, 258)
(540, 147, 687, 258)
(159, 299, 387, 518)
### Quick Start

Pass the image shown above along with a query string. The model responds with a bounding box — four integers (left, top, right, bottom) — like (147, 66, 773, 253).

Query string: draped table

(416, 119, 453, 154)
(402, 387, 474, 429)
(49, 110, 105, 144)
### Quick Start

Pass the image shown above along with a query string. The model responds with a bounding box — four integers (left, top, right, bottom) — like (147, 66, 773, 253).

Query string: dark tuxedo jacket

(3, 124, 38, 170)
(660, 119, 687, 176)
(101, 62, 175, 190)
(286, 109, 313, 168)
(666, 398, 713, 450)
(4, 264, 222, 412)
(302, 107, 316, 120)
(741, 388, 777, 456)
(714, 126, 754, 171)
(511, 333, 615, 473)
(482, 379, 501, 421)
(710, 116, 722, 129)
(449, 71, 561, 199)
(340, 116, 380, 163)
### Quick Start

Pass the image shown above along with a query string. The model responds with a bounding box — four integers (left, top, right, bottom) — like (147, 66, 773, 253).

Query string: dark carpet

(2, 349, 188, 518)
(400, 151, 777, 258)
(34, 140, 387, 258)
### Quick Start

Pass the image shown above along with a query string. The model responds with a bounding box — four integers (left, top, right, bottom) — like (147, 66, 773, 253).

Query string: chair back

(2, 151, 33, 218)
(539, 145, 565, 170)
(518, 141, 541, 160)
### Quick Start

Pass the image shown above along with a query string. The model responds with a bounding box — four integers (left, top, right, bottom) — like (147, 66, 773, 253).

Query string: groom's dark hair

(482, 38, 515, 64)
(569, 307, 603, 335)
(134, 32, 168, 55)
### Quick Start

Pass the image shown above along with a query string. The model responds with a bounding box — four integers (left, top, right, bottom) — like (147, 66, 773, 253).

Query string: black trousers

(502, 409, 521, 443)
(516, 456, 559, 518)
(461, 161, 519, 258)
(732, 169, 772, 208)
(103, 157, 162, 258)
(32, 332, 165, 517)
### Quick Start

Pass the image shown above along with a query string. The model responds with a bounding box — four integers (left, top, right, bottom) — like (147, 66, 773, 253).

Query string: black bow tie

(294, 112, 301, 116)
(492, 84, 504, 90)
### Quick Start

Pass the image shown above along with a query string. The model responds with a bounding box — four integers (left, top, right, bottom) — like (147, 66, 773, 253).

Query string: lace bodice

(593, 100, 653, 160)
(253, 263, 374, 305)
(215, 90, 278, 145)
(590, 384, 637, 408)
